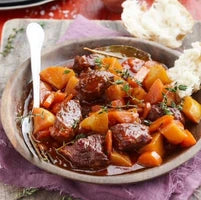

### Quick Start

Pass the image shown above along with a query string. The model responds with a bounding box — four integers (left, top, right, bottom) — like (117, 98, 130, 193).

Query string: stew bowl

(1, 37, 201, 184)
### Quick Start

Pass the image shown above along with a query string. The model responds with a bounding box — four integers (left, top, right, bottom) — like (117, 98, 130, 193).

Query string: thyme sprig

(122, 83, 144, 104)
(160, 93, 173, 115)
(72, 119, 79, 129)
(94, 58, 109, 69)
(17, 188, 38, 200)
(56, 134, 86, 151)
(98, 106, 108, 114)
(115, 69, 131, 79)
(16, 111, 44, 124)
(0, 27, 24, 57)
(166, 83, 188, 93)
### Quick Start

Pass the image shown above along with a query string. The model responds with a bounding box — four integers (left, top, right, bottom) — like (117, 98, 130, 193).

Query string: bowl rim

(2, 37, 200, 185)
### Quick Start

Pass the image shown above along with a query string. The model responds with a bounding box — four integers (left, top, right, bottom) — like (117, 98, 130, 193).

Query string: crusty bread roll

(121, 0, 194, 48)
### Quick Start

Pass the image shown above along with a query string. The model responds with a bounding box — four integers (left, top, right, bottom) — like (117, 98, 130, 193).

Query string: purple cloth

(0, 15, 201, 200)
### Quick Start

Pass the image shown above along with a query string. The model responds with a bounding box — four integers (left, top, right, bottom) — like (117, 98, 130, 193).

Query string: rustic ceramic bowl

(1, 37, 201, 184)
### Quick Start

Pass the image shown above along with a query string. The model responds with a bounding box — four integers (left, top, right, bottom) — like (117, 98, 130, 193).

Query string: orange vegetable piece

(149, 115, 174, 133)
(163, 89, 176, 106)
(105, 130, 112, 157)
(91, 105, 102, 112)
(51, 103, 61, 115)
(142, 102, 151, 119)
(139, 132, 165, 157)
(134, 66, 150, 82)
(42, 92, 55, 109)
(143, 64, 171, 90)
(53, 91, 66, 103)
(138, 151, 162, 167)
(106, 84, 127, 101)
(182, 96, 201, 123)
(145, 79, 164, 104)
(65, 75, 79, 95)
(102, 57, 123, 75)
(51, 94, 73, 114)
(40, 66, 75, 89)
(181, 129, 196, 147)
(108, 110, 138, 125)
(111, 99, 125, 107)
(160, 120, 187, 144)
(131, 86, 147, 100)
(110, 150, 132, 167)
(80, 111, 108, 133)
(127, 77, 139, 88)
(33, 108, 55, 134)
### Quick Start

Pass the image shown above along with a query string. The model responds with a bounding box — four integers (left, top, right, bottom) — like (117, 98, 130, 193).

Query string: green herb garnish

(72, 119, 79, 129)
(0, 27, 24, 57)
(17, 188, 38, 199)
(160, 93, 173, 115)
(98, 106, 108, 114)
(178, 84, 187, 91)
(122, 84, 131, 94)
(95, 58, 102, 67)
(113, 80, 124, 85)
(39, 22, 46, 28)
(64, 69, 71, 74)
(143, 119, 152, 126)
(166, 84, 187, 93)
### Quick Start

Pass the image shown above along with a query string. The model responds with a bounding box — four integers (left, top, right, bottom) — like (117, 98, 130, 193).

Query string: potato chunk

(143, 64, 171, 90)
(139, 132, 165, 157)
(182, 96, 201, 123)
(33, 108, 55, 134)
(80, 111, 108, 133)
(110, 150, 132, 167)
(40, 66, 74, 89)
(160, 120, 187, 144)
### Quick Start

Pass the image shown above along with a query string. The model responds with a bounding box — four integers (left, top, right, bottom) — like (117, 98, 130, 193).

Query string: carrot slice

(105, 130, 112, 157)
(181, 129, 196, 147)
(145, 79, 164, 104)
(53, 91, 66, 103)
(138, 151, 162, 167)
(142, 102, 151, 119)
(42, 92, 55, 109)
(149, 115, 174, 133)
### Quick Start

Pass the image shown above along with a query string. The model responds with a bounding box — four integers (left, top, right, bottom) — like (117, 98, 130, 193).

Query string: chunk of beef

(78, 70, 114, 101)
(147, 104, 185, 124)
(59, 134, 109, 169)
(111, 123, 152, 151)
(147, 104, 163, 121)
(169, 107, 185, 124)
(73, 55, 97, 73)
(50, 99, 82, 142)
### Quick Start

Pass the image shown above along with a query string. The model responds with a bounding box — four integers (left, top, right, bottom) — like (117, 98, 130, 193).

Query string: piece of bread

(121, 0, 194, 48)
(168, 42, 201, 98)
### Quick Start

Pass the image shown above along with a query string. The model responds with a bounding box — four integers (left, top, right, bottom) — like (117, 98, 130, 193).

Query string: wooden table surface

(0, 0, 201, 199)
